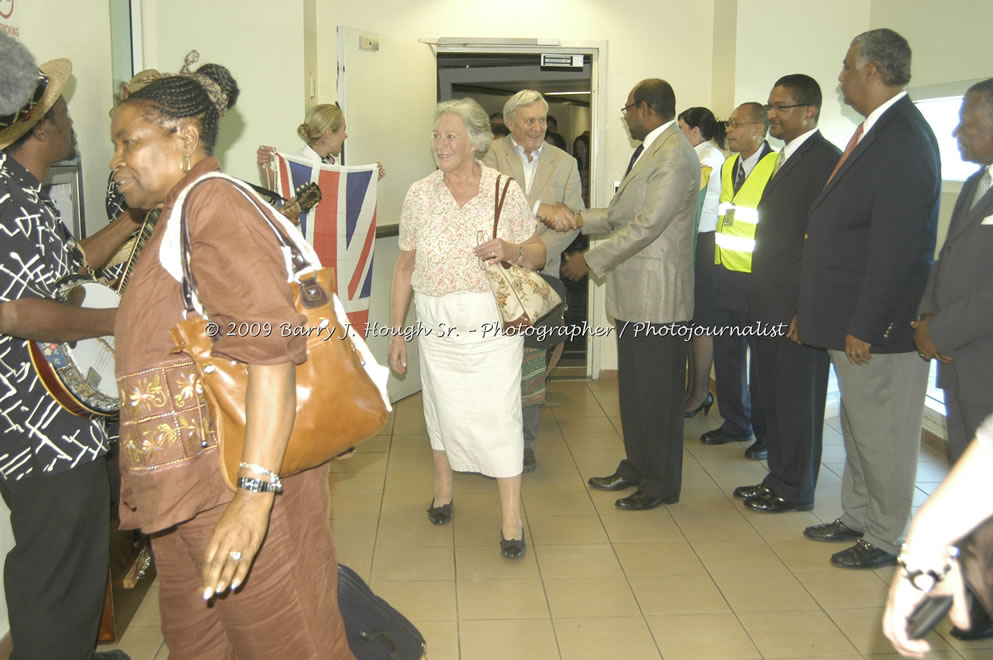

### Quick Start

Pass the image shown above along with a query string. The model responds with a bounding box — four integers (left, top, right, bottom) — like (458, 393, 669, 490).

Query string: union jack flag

(273, 153, 378, 331)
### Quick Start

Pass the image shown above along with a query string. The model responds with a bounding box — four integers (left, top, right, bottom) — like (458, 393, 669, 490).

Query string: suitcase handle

(359, 629, 399, 659)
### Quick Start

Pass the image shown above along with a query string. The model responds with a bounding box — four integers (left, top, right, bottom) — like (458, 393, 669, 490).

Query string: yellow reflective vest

(714, 150, 778, 273)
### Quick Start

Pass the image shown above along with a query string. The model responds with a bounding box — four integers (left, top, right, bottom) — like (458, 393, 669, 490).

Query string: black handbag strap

(178, 175, 316, 314)
(491, 174, 514, 239)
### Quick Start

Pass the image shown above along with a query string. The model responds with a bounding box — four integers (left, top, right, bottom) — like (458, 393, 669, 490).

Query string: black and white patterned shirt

(0, 152, 110, 481)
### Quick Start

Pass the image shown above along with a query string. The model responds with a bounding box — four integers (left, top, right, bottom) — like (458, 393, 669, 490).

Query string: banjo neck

(114, 208, 161, 293)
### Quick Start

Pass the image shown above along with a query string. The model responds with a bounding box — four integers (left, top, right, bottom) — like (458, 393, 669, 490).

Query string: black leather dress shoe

(500, 533, 526, 559)
(803, 518, 863, 542)
(700, 427, 752, 445)
(744, 491, 813, 513)
(744, 439, 768, 460)
(951, 595, 993, 640)
(615, 489, 677, 510)
(588, 473, 638, 491)
(830, 539, 897, 569)
(733, 483, 769, 499)
(427, 500, 453, 525)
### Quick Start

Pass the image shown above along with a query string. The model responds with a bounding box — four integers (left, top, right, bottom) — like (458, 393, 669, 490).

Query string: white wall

(730, 0, 870, 150)
(870, 0, 993, 253)
(138, 0, 308, 186)
(5, 1, 116, 233)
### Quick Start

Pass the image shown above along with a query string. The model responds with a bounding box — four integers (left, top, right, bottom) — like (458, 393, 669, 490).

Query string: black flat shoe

(684, 392, 715, 418)
(830, 539, 897, 569)
(500, 533, 526, 559)
(427, 500, 453, 525)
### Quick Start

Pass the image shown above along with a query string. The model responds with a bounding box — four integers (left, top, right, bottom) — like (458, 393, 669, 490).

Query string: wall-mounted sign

(0, 0, 19, 37)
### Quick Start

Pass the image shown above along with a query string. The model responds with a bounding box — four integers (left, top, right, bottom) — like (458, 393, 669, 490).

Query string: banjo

(29, 182, 322, 419)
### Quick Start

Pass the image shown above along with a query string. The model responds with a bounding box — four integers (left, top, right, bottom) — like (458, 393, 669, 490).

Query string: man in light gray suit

(483, 90, 584, 472)
(915, 79, 993, 464)
(559, 78, 699, 510)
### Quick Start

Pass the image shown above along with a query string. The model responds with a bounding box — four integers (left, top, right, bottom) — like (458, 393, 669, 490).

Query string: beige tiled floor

(106, 377, 992, 659)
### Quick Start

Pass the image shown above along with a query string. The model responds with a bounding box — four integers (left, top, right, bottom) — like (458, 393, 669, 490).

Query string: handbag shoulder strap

(177, 174, 314, 314)
(491, 174, 514, 239)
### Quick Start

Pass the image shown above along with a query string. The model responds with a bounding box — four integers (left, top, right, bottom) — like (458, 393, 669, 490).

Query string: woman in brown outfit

(111, 58, 352, 659)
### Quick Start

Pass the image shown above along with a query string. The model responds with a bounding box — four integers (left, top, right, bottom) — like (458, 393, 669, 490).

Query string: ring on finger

(229, 550, 243, 561)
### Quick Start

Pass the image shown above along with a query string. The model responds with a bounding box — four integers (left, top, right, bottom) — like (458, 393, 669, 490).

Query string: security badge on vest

(714, 151, 778, 274)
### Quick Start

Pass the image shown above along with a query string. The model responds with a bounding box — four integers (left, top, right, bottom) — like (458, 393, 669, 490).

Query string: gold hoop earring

(180, 155, 191, 173)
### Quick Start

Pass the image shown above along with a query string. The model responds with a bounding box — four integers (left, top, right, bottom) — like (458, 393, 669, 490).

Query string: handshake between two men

(536, 202, 590, 281)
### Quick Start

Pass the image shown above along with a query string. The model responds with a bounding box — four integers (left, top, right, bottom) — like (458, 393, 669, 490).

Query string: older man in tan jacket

(483, 89, 584, 473)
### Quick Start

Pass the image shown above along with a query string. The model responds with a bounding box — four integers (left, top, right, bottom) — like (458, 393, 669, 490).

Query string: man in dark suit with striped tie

(736, 74, 840, 514)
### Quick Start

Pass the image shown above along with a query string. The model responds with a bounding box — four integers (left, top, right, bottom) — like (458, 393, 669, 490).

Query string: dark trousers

(712, 310, 765, 440)
(712, 268, 765, 440)
(614, 320, 686, 498)
(944, 392, 993, 465)
(0, 457, 110, 660)
(755, 336, 830, 502)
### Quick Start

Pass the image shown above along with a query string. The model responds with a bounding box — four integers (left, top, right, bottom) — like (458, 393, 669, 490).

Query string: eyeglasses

(621, 101, 640, 114)
(722, 120, 760, 129)
(763, 103, 809, 113)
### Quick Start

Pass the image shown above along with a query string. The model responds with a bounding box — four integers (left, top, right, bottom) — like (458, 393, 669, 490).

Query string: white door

(337, 26, 437, 402)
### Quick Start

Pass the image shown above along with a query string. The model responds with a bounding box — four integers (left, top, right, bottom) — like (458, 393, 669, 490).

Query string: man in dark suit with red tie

(735, 74, 840, 514)
(796, 29, 940, 569)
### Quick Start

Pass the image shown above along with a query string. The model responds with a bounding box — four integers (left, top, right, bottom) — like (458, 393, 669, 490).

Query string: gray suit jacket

(918, 167, 993, 404)
(583, 123, 699, 323)
(482, 137, 584, 277)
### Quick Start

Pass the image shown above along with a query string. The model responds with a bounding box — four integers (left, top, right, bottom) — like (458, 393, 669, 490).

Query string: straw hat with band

(0, 58, 72, 150)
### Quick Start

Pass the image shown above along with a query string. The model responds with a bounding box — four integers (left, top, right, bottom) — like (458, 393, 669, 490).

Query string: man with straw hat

(0, 40, 135, 659)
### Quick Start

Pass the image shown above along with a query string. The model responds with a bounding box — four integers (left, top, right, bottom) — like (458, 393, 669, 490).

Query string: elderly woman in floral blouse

(389, 98, 545, 559)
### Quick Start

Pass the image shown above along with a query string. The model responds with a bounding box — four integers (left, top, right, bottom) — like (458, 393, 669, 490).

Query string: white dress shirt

(858, 91, 907, 144)
(510, 138, 546, 215)
(737, 141, 767, 179)
(780, 127, 819, 165)
(695, 140, 726, 233)
(631, 120, 675, 170)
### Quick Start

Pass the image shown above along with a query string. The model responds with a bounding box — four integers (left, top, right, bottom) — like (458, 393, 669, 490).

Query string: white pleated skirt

(415, 291, 523, 478)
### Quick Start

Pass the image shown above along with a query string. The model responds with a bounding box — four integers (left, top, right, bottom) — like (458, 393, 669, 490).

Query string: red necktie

(824, 123, 864, 188)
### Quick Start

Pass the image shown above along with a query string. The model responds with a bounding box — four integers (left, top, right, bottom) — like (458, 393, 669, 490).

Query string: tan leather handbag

(481, 176, 562, 331)
(169, 176, 389, 490)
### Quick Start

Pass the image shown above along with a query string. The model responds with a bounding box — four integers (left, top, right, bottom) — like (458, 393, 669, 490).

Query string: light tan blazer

(482, 137, 584, 277)
(582, 123, 699, 324)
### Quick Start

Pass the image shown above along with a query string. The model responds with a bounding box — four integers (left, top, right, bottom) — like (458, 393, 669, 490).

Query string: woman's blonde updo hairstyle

(297, 104, 344, 145)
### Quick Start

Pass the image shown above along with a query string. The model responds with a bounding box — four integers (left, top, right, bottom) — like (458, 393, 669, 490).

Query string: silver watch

(237, 476, 283, 494)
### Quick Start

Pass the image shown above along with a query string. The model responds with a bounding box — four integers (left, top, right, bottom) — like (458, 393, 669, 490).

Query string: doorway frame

(431, 40, 608, 379)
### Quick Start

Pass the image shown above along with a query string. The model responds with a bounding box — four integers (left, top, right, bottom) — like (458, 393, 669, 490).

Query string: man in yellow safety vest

(700, 102, 777, 460)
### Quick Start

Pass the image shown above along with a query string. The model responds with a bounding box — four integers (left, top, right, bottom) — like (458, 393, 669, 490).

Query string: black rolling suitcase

(338, 564, 426, 659)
